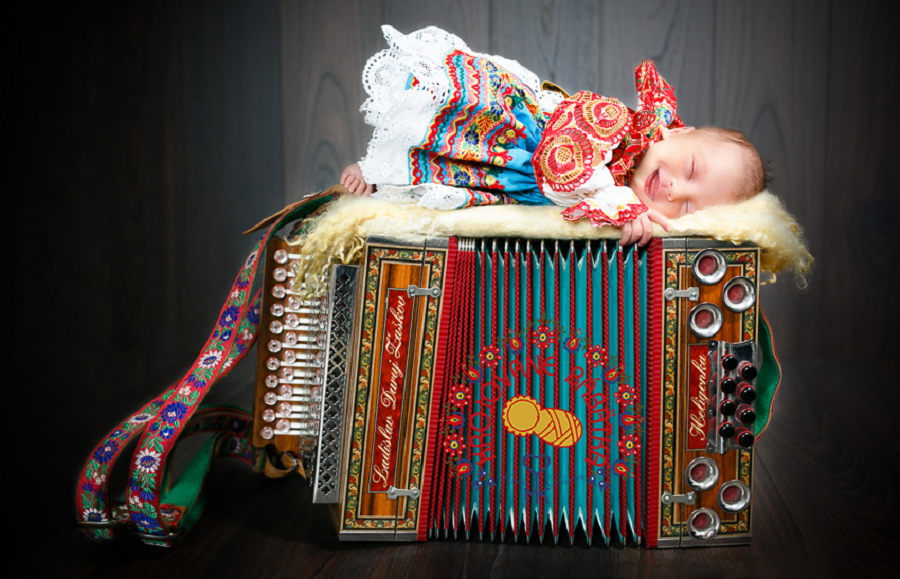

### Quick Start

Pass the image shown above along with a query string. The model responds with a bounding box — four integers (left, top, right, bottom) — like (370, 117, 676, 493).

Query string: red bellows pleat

(585, 242, 594, 542)
(553, 243, 560, 541)
(569, 242, 576, 537)
(617, 248, 626, 543)
(633, 246, 643, 543)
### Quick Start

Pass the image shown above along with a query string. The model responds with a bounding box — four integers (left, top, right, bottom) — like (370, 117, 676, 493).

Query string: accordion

(253, 233, 773, 548)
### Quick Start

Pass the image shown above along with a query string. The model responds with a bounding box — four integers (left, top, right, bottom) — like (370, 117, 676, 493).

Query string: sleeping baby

(340, 25, 769, 247)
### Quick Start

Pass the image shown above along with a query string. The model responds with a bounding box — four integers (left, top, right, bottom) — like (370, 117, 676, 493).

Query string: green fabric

(754, 313, 782, 437)
(161, 433, 219, 533)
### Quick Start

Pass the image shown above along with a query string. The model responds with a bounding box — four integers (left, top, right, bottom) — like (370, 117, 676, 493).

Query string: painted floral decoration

(585, 345, 609, 368)
(479, 344, 501, 369)
(614, 383, 636, 407)
(530, 324, 558, 350)
(450, 383, 472, 409)
(618, 433, 641, 457)
(443, 432, 466, 458)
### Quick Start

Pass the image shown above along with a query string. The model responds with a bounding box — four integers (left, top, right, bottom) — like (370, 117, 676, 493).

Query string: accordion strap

(75, 190, 336, 546)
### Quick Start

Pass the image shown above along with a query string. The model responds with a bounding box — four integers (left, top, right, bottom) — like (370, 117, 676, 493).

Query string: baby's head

(630, 126, 770, 219)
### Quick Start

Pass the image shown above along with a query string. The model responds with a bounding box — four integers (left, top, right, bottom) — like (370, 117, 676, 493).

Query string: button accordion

(253, 234, 765, 547)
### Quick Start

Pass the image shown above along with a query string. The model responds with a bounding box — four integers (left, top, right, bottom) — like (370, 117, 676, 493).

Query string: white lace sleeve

(358, 25, 548, 187)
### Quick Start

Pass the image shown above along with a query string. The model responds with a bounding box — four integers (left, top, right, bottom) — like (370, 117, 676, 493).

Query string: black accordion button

(739, 361, 758, 380)
(720, 377, 737, 394)
(738, 382, 757, 403)
(719, 399, 737, 416)
(719, 422, 736, 438)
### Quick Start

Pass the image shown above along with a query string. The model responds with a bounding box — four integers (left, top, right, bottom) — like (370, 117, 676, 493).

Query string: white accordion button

(269, 320, 283, 334)
(273, 267, 288, 282)
(266, 357, 280, 371)
(272, 285, 286, 299)
(267, 340, 282, 353)
(270, 303, 284, 317)
(265, 374, 278, 388)
(259, 426, 274, 440)
(264, 392, 277, 405)
(262, 409, 275, 422)
(273, 249, 289, 264)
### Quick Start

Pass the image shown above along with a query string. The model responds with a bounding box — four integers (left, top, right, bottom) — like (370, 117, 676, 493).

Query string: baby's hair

(694, 127, 771, 201)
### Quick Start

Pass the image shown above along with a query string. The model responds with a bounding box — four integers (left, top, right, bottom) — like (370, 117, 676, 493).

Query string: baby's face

(630, 128, 743, 219)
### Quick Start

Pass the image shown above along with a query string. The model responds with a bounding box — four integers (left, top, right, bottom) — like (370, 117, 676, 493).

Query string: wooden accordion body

(252, 234, 762, 548)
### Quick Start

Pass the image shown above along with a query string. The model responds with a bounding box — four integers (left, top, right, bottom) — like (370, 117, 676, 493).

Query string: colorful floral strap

(76, 290, 261, 543)
(77, 191, 336, 546)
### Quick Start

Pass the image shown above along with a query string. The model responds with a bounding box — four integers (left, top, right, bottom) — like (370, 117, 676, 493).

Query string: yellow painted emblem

(501, 395, 583, 448)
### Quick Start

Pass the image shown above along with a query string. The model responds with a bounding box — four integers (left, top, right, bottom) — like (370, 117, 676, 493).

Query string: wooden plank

(714, 0, 829, 360)
(601, 0, 716, 124)
(490, 0, 600, 95)
(821, 0, 900, 361)
(384, 0, 491, 54)
(279, 0, 385, 201)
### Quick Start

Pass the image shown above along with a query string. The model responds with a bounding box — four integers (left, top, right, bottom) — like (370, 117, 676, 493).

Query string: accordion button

(737, 404, 756, 424)
(736, 428, 755, 448)
(262, 409, 275, 422)
(270, 303, 284, 317)
(273, 249, 288, 264)
(738, 383, 757, 403)
(275, 419, 290, 432)
(265, 374, 278, 388)
(273, 267, 288, 282)
(281, 367, 293, 380)
(719, 422, 736, 438)
(269, 320, 283, 334)
(267, 340, 282, 353)
(260, 426, 274, 440)
(272, 285, 286, 299)
(278, 402, 292, 416)
(266, 357, 280, 371)
(283, 349, 296, 364)
(719, 399, 736, 416)
(722, 354, 738, 371)
(279, 384, 293, 397)
(739, 361, 757, 380)
(720, 377, 737, 394)
(284, 332, 297, 346)
(286, 313, 300, 328)
(264, 392, 277, 405)
(287, 296, 301, 309)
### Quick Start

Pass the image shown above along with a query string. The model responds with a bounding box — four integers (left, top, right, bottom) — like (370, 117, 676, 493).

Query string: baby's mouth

(646, 169, 660, 201)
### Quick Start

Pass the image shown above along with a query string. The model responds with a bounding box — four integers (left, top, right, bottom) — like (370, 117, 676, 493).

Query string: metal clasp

(407, 285, 441, 298)
(387, 486, 420, 500)
(664, 287, 700, 301)
(75, 520, 186, 543)
(661, 491, 697, 505)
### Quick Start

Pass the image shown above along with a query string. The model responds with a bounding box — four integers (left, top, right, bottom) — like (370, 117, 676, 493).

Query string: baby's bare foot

(340, 163, 375, 196)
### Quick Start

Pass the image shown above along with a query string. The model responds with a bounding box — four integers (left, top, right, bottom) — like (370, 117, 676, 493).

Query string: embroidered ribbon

(76, 191, 334, 545)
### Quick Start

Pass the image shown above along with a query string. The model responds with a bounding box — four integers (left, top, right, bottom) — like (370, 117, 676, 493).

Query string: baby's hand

(340, 163, 374, 196)
(619, 208, 672, 247)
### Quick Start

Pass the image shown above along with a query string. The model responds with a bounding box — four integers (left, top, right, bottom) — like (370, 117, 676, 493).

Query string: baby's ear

(661, 126, 695, 139)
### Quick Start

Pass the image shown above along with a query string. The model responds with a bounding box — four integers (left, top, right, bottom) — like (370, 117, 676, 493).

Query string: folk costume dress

(358, 25, 684, 228)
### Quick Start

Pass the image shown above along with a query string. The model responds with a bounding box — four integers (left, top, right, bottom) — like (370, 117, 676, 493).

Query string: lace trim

(358, 25, 559, 187)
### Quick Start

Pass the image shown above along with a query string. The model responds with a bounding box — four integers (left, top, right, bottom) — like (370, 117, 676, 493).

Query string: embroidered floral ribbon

(77, 193, 334, 545)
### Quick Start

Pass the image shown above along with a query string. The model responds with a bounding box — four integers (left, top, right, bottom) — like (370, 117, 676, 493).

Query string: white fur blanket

(290, 186, 812, 294)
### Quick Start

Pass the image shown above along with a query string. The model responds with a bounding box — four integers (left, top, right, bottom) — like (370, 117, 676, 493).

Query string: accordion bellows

(288, 188, 812, 294)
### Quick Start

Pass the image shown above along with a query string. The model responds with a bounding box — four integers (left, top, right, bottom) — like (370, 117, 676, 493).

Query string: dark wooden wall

(10, 0, 898, 572)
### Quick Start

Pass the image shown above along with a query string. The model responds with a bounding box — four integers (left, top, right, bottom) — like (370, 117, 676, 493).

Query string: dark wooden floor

(28, 360, 897, 579)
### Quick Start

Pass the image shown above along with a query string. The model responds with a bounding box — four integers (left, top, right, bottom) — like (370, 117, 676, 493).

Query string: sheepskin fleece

(290, 188, 812, 294)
